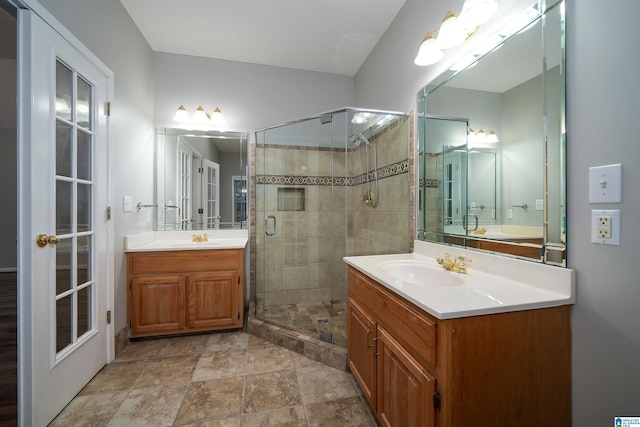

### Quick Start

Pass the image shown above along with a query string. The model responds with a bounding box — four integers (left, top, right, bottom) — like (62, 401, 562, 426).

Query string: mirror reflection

(417, 1, 566, 265)
(156, 128, 248, 230)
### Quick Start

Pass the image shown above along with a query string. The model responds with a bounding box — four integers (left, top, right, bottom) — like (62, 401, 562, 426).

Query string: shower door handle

(265, 215, 277, 236)
(463, 214, 478, 232)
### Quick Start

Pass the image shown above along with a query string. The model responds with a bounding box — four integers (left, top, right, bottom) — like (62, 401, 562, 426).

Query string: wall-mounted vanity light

(173, 105, 226, 126)
(414, 0, 498, 67)
(469, 128, 499, 144)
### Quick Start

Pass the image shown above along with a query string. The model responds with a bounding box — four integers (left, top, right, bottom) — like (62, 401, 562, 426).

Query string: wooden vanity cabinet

(127, 249, 244, 338)
(347, 266, 571, 427)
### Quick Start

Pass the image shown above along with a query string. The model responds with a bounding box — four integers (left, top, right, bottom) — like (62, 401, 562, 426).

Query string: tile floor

(50, 331, 377, 426)
(255, 301, 348, 347)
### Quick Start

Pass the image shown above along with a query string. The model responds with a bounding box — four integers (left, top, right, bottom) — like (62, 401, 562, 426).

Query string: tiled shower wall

(253, 116, 412, 310)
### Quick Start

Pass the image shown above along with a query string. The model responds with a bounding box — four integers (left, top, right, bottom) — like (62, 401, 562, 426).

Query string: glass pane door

(54, 59, 95, 358)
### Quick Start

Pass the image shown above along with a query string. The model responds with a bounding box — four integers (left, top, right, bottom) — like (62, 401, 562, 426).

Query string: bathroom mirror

(417, 0, 566, 265)
(156, 128, 249, 230)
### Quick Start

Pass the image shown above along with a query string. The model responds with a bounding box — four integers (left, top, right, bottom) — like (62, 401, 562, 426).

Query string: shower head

(350, 131, 372, 147)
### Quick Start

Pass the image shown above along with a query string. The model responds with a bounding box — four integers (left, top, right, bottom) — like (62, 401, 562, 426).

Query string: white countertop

(343, 240, 575, 320)
(125, 230, 248, 252)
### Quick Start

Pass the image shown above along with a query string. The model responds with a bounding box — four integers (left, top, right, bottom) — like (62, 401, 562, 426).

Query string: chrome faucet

(436, 253, 470, 274)
(192, 233, 208, 242)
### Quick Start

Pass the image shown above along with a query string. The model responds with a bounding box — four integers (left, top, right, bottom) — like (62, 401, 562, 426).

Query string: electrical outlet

(591, 210, 620, 245)
(507, 209, 513, 219)
(596, 215, 611, 238)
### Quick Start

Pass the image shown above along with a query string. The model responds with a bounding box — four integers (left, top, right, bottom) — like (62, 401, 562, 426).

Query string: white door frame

(16, 1, 114, 425)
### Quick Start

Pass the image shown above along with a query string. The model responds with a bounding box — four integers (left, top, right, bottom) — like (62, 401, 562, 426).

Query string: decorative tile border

(256, 159, 410, 187)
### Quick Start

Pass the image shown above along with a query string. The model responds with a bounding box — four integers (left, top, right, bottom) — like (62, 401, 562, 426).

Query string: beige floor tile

(79, 360, 147, 395)
(246, 345, 295, 374)
(174, 417, 241, 427)
(113, 338, 168, 362)
(241, 406, 307, 426)
(192, 349, 246, 381)
(297, 364, 358, 404)
(292, 352, 327, 370)
(174, 377, 245, 425)
(243, 370, 302, 414)
(49, 391, 129, 427)
(134, 354, 200, 388)
(305, 397, 376, 426)
(156, 334, 209, 357)
(107, 383, 188, 426)
(248, 334, 273, 347)
(205, 331, 250, 352)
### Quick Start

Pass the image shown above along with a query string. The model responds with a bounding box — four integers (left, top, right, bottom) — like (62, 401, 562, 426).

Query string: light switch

(123, 196, 133, 212)
(589, 164, 622, 203)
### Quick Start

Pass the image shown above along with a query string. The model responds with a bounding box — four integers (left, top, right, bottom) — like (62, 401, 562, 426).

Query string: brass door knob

(36, 234, 59, 248)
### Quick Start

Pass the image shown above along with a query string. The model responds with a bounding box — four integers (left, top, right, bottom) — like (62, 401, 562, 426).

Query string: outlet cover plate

(589, 163, 622, 203)
(591, 209, 620, 245)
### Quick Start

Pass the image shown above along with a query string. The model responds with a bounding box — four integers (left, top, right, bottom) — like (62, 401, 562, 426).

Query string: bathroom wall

(355, 0, 640, 423)
(153, 52, 355, 134)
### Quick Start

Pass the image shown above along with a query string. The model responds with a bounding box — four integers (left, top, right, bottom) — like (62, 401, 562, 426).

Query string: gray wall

(356, 0, 640, 423)
(153, 52, 354, 134)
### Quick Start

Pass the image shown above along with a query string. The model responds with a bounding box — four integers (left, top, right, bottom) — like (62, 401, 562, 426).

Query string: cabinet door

(376, 326, 435, 427)
(130, 275, 185, 336)
(187, 271, 241, 329)
(347, 298, 377, 410)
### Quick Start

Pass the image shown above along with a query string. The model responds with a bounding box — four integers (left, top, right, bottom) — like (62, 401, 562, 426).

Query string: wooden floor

(0, 272, 17, 426)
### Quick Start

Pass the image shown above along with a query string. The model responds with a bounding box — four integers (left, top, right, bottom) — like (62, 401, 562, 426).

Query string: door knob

(36, 234, 59, 248)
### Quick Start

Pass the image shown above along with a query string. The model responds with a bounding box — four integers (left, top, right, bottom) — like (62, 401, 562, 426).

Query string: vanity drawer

(348, 267, 437, 369)
(127, 249, 242, 275)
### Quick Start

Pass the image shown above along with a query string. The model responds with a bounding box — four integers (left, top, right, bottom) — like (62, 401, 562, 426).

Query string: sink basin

(379, 260, 464, 287)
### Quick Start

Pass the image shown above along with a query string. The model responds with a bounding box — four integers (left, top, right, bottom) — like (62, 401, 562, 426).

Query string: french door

(18, 9, 112, 426)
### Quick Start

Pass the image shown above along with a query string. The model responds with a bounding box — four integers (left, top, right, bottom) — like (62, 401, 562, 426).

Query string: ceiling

(119, 0, 406, 77)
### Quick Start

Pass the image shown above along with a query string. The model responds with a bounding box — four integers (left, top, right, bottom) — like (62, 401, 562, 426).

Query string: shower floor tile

(51, 331, 378, 426)
(256, 300, 348, 346)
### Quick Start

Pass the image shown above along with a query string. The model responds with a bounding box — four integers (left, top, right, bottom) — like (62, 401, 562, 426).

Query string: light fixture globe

(193, 106, 210, 123)
(414, 32, 444, 66)
(460, 0, 498, 27)
(436, 11, 467, 49)
(486, 130, 499, 143)
(210, 107, 226, 125)
(173, 105, 189, 123)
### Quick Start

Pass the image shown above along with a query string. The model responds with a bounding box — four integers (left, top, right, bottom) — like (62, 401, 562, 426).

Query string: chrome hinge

(106, 206, 111, 220)
(106, 310, 111, 324)
(433, 391, 441, 410)
(106, 101, 111, 116)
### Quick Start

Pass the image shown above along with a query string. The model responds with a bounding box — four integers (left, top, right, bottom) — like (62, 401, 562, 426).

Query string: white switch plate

(507, 209, 513, 219)
(535, 199, 544, 211)
(589, 163, 622, 203)
(123, 196, 133, 212)
(591, 209, 620, 245)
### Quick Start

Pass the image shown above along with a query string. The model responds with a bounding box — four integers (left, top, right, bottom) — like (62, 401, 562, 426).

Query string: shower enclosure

(252, 108, 412, 347)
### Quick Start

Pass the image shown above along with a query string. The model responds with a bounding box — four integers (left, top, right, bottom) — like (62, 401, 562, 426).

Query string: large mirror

(156, 128, 249, 230)
(417, 0, 566, 265)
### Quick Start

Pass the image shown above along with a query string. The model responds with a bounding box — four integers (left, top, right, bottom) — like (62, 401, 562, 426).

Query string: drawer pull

(373, 337, 381, 356)
(366, 329, 373, 348)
